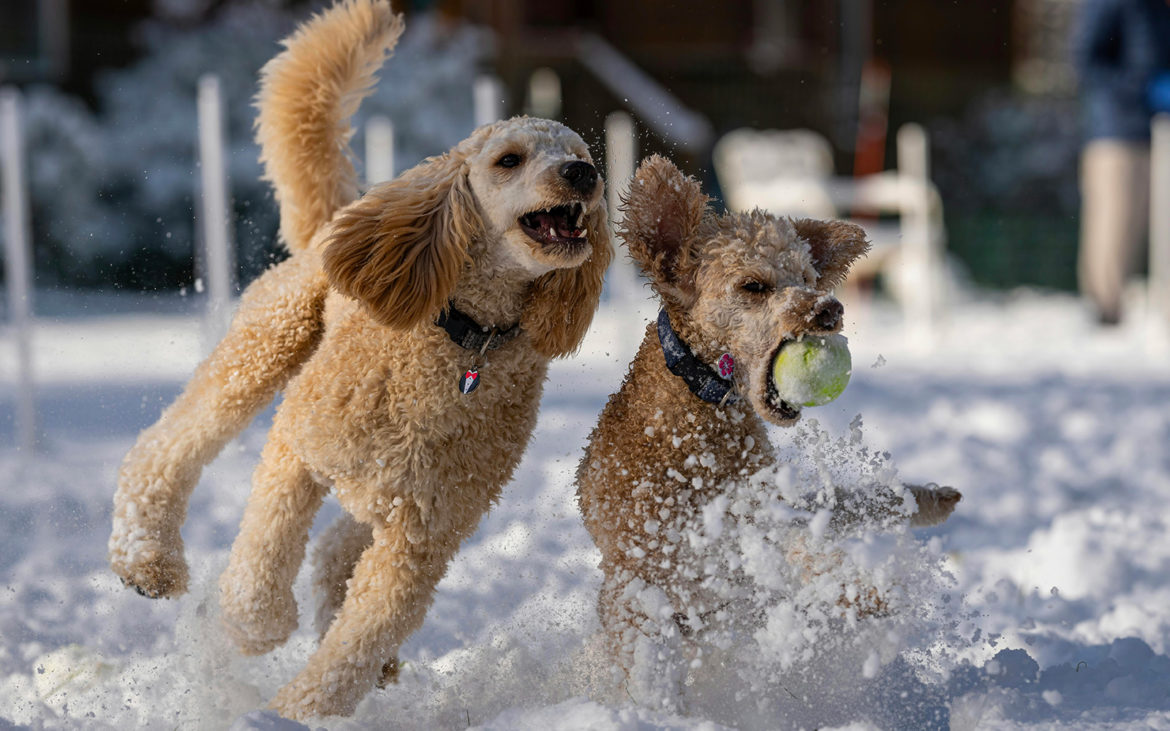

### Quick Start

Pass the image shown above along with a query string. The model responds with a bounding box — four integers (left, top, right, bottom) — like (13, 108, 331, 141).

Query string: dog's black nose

(813, 299, 844, 331)
(560, 161, 598, 194)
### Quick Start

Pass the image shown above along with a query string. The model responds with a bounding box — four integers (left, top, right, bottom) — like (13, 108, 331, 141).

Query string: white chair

(714, 125, 946, 329)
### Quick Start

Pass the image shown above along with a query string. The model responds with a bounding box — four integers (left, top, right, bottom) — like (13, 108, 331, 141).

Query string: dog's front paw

(219, 574, 298, 656)
(376, 657, 399, 688)
(270, 664, 365, 721)
(909, 484, 962, 527)
(108, 526, 189, 598)
(838, 582, 890, 619)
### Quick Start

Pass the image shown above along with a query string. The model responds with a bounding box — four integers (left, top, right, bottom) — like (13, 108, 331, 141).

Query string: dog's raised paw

(909, 484, 962, 527)
(376, 657, 400, 688)
(109, 538, 189, 599)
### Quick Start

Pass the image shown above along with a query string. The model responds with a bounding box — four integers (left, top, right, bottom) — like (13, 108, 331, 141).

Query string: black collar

(657, 308, 740, 407)
(435, 302, 522, 353)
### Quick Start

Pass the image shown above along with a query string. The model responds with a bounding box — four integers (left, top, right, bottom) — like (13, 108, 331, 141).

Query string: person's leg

(1079, 139, 1149, 324)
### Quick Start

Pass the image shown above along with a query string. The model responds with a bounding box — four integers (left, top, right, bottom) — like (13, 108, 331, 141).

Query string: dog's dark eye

(496, 153, 522, 168)
(739, 280, 770, 295)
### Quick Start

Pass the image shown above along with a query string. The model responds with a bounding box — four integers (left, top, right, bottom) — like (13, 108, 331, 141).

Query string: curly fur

(108, 0, 612, 720)
(576, 155, 960, 695)
(323, 151, 481, 329)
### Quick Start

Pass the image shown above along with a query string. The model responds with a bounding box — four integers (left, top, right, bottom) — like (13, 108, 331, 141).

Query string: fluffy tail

(255, 0, 404, 252)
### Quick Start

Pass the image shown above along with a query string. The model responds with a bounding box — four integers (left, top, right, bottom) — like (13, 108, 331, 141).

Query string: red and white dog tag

(459, 368, 480, 394)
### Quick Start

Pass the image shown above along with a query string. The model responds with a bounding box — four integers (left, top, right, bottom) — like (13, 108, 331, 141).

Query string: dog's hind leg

(109, 253, 329, 599)
(597, 565, 689, 713)
(268, 497, 465, 720)
(597, 568, 640, 689)
(309, 515, 405, 687)
(220, 434, 328, 656)
(310, 513, 371, 638)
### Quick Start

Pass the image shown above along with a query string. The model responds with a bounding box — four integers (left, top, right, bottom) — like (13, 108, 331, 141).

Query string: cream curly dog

(576, 156, 959, 703)
(108, 0, 611, 719)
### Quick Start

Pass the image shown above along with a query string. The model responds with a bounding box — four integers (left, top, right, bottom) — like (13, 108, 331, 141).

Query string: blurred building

(0, 0, 162, 101)
(1, 0, 1090, 290)
(449, 0, 1086, 291)
(4, 0, 1077, 161)
(446, 0, 1043, 169)
(1013, 0, 1079, 96)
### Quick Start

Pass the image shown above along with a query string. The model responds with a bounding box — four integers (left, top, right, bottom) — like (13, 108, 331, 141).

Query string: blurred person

(1072, 0, 1170, 325)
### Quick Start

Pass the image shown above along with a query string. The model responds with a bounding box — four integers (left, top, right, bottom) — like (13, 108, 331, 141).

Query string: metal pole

(526, 67, 562, 120)
(1, 87, 37, 454)
(896, 122, 936, 341)
(197, 74, 235, 345)
(1150, 113, 1170, 327)
(474, 75, 506, 129)
(605, 111, 640, 306)
(605, 111, 636, 234)
(365, 115, 395, 186)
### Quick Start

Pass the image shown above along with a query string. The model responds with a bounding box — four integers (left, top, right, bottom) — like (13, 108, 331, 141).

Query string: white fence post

(197, 74, 235, 345)
(1, 87, 37, 454)
(1150, 113, 1170, 329)
(604, 111, 640, 306)
(896, 122, 937, 342)
(474, 75, 506, 129)
(526, 67, 562, 120)
(605, 111, 636, 235)
(365, 115, 395, 186)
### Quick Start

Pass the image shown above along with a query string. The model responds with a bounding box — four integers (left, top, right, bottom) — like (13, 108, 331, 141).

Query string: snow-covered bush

(19, 87, 128, 287)
(12, 3, 484, 291)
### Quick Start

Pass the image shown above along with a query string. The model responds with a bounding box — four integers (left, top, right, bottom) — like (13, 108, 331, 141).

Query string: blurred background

(0, 0, 1092, 300)
(4, 8, 1170, 727)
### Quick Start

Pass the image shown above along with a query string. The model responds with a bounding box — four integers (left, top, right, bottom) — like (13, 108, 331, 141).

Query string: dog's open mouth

(519, 202, 587, 249)
(765, 340, 802, 421)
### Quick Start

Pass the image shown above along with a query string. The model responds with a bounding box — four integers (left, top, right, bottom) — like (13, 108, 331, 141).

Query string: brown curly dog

(576, 155, 959, 706)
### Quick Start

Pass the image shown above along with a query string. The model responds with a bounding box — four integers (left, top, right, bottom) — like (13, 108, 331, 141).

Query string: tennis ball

(771, 334, 852, 407)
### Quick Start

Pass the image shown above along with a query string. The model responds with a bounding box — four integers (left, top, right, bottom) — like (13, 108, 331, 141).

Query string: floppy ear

(323, 152, 481, 329)
(791, 218, 870, 289)
(619, 154, 708, 301)
(522, 201, 614, 358)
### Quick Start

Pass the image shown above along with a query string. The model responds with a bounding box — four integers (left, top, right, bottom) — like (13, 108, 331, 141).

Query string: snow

(3, 287, 1170, 729)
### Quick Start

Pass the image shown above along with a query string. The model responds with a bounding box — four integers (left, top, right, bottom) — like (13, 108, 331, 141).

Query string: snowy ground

(3, 284, 1170, 730)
